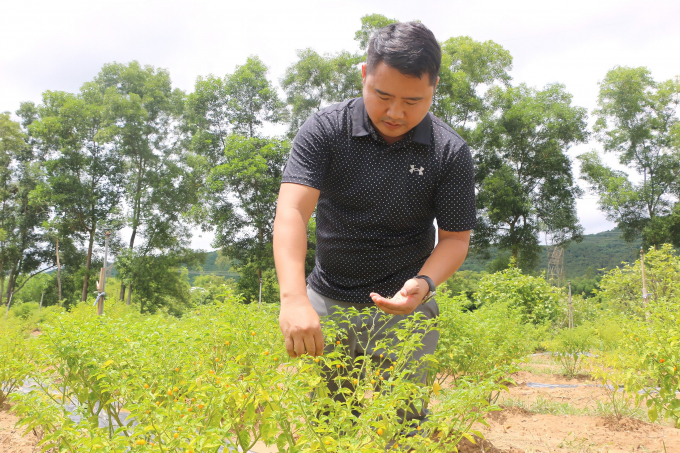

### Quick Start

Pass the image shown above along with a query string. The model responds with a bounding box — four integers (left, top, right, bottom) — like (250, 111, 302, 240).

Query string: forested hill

(460, 229, 641, 277)
(202, 229, 641, 282)
(188, 252, 239, 283)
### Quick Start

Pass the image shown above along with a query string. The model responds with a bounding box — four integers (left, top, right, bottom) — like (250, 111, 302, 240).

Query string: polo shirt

(281, 97, 476, 303)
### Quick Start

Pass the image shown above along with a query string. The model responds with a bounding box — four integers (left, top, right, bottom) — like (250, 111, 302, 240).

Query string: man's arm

(370, 228, 470, 315)
(273, 182, 323, 357)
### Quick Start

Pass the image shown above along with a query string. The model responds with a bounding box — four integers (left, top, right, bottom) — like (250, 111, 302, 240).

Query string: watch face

(421, 291, 436, 304)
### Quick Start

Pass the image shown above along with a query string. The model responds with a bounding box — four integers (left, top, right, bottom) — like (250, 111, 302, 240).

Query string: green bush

(10, 302, 40, 320)
(9, 296, 506, 452)
(475, 265, 561, 324)
(0, 325, 35, 406)
(435, 292, 544, 397)
(596, 244, 680, 318)
(550, 324, 594, 378)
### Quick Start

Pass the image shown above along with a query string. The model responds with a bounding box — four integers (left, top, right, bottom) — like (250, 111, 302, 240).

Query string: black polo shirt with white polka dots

(282, 97, 477, 303)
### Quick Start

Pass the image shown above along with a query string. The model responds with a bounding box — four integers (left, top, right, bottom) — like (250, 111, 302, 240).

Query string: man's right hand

(279, 298, 324, 358)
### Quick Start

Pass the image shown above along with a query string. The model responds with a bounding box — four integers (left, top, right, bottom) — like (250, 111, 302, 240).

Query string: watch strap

(414, 275, 435, 292)
(414, 275, 436, 305)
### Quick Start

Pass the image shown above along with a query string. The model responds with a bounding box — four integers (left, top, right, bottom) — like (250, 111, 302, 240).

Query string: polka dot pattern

(282, 97, 477, 303)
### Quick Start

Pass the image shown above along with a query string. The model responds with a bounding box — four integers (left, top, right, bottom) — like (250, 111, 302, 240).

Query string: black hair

(366, 22, 441, 86)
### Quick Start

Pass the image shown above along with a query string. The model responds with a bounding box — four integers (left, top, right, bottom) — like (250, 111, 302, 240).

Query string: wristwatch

(414, 275, 436, 305)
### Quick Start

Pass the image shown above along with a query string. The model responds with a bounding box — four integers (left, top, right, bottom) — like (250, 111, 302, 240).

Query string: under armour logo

(409, 165, 424, 175)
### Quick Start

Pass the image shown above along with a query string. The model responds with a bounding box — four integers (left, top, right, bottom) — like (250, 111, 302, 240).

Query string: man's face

(362, 61, 438, 145)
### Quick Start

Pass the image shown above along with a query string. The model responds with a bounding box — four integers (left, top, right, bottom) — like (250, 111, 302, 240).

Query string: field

(1, 246, 679, 452)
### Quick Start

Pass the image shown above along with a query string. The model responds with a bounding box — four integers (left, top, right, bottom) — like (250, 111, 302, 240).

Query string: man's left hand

(370, 278, 429, 315)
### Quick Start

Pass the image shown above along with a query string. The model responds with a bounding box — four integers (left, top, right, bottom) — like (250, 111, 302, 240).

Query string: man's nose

(386, 101, 405, 120)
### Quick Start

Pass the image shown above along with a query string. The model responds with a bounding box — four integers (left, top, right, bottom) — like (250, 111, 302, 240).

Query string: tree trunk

(127, 282, 132, 306)
(5, 267, 15, 309)
(56, 237, 62, 302)
(121, 159, 144, 301)
(0, 260, 4, 310)
(4, 291, 12, 320)
(81, 225, 96, 302)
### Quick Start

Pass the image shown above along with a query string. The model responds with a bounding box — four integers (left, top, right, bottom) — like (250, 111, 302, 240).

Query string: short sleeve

(435, 143, 477, 231)
(281, 113, 332, 190)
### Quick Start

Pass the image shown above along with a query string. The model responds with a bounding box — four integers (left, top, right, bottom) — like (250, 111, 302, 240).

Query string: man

(273, 21, 476, 424)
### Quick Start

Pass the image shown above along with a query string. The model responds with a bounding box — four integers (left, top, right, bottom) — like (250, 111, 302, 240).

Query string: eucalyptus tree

(579, 66, 680, 248)
(432, 36, 513, 143)
(354, 13, 398, 51)
(206, 135, 289, 302)
(281, 49, 363, 138)
(96, 61, 199, 304)
(186, 57, 290, 301)
(28, 84, 125, 302)
(473, 83, 588, 269)
(224, 56, 287, 139)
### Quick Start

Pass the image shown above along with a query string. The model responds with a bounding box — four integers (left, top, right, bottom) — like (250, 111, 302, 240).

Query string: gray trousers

(307, 286, 440, 422)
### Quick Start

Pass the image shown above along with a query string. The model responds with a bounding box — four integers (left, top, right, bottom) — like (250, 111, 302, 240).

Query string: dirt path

(0, 403, 39, 453)
(472, 354, 680, 452)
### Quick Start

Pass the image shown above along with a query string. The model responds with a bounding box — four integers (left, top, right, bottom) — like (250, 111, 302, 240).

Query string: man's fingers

(314, 329, 325, 357)
(285, 335, 296, 358)
(303, 334, 317, 359)
(374, 299, 408, 315)
(293, 332, 307, 357)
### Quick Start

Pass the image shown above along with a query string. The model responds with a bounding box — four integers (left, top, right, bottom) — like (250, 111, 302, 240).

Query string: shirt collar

(350, 97, 432, 146)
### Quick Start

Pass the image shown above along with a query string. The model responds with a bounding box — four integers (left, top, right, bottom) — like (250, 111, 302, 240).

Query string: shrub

(475, 265, 561, 324)
(550, 324, 594, 378)
(596, 244, 680, 318)
(9, 295, 507, 452)
(587, 353, 639, 421)
(0, 325, 34, 406)
(435, 292, 543, 400)
(624, 297, 680, 427)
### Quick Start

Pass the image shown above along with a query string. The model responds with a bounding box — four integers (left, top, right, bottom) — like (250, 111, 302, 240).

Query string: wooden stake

(96, 266, 105, 316)
(640, 247, 648, 306)
(56, 238, 62, 303)
(568, 281, 573, 329)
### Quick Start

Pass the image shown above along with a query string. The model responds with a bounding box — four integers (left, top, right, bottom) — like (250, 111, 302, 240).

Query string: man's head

(362, 22, 441, 144)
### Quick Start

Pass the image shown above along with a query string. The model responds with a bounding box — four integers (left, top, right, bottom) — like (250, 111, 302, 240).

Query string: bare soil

(0, 402, 40, 453)
(471, 355, 680, 452)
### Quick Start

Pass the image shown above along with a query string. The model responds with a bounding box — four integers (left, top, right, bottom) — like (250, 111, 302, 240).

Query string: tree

(0, 113, 24, 309)
(1, 112, 52, 311)
(579, 66, 680, 248)
(95, 61, 199, 305)
(473, 83, 588, 269)
(187, 57, 288, 301)
(432, 36, 513, 143)
(184, 74, 230, 167)
(115, 247, 203, 315)
(224, 56, 287, 139)
(30, 85, 125, 302)
(185, 56, 286, 164)
(354, 14, 398, 51)
(281, 49, 362, 138)
(205, 135, 288, 302)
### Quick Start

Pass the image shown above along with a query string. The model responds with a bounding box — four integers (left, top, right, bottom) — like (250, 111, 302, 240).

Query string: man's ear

(361, 63, 367, 83)
(433, 76, 440, 92)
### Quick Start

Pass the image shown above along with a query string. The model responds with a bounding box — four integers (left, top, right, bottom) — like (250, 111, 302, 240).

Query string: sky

(2, 0, 679, 250)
